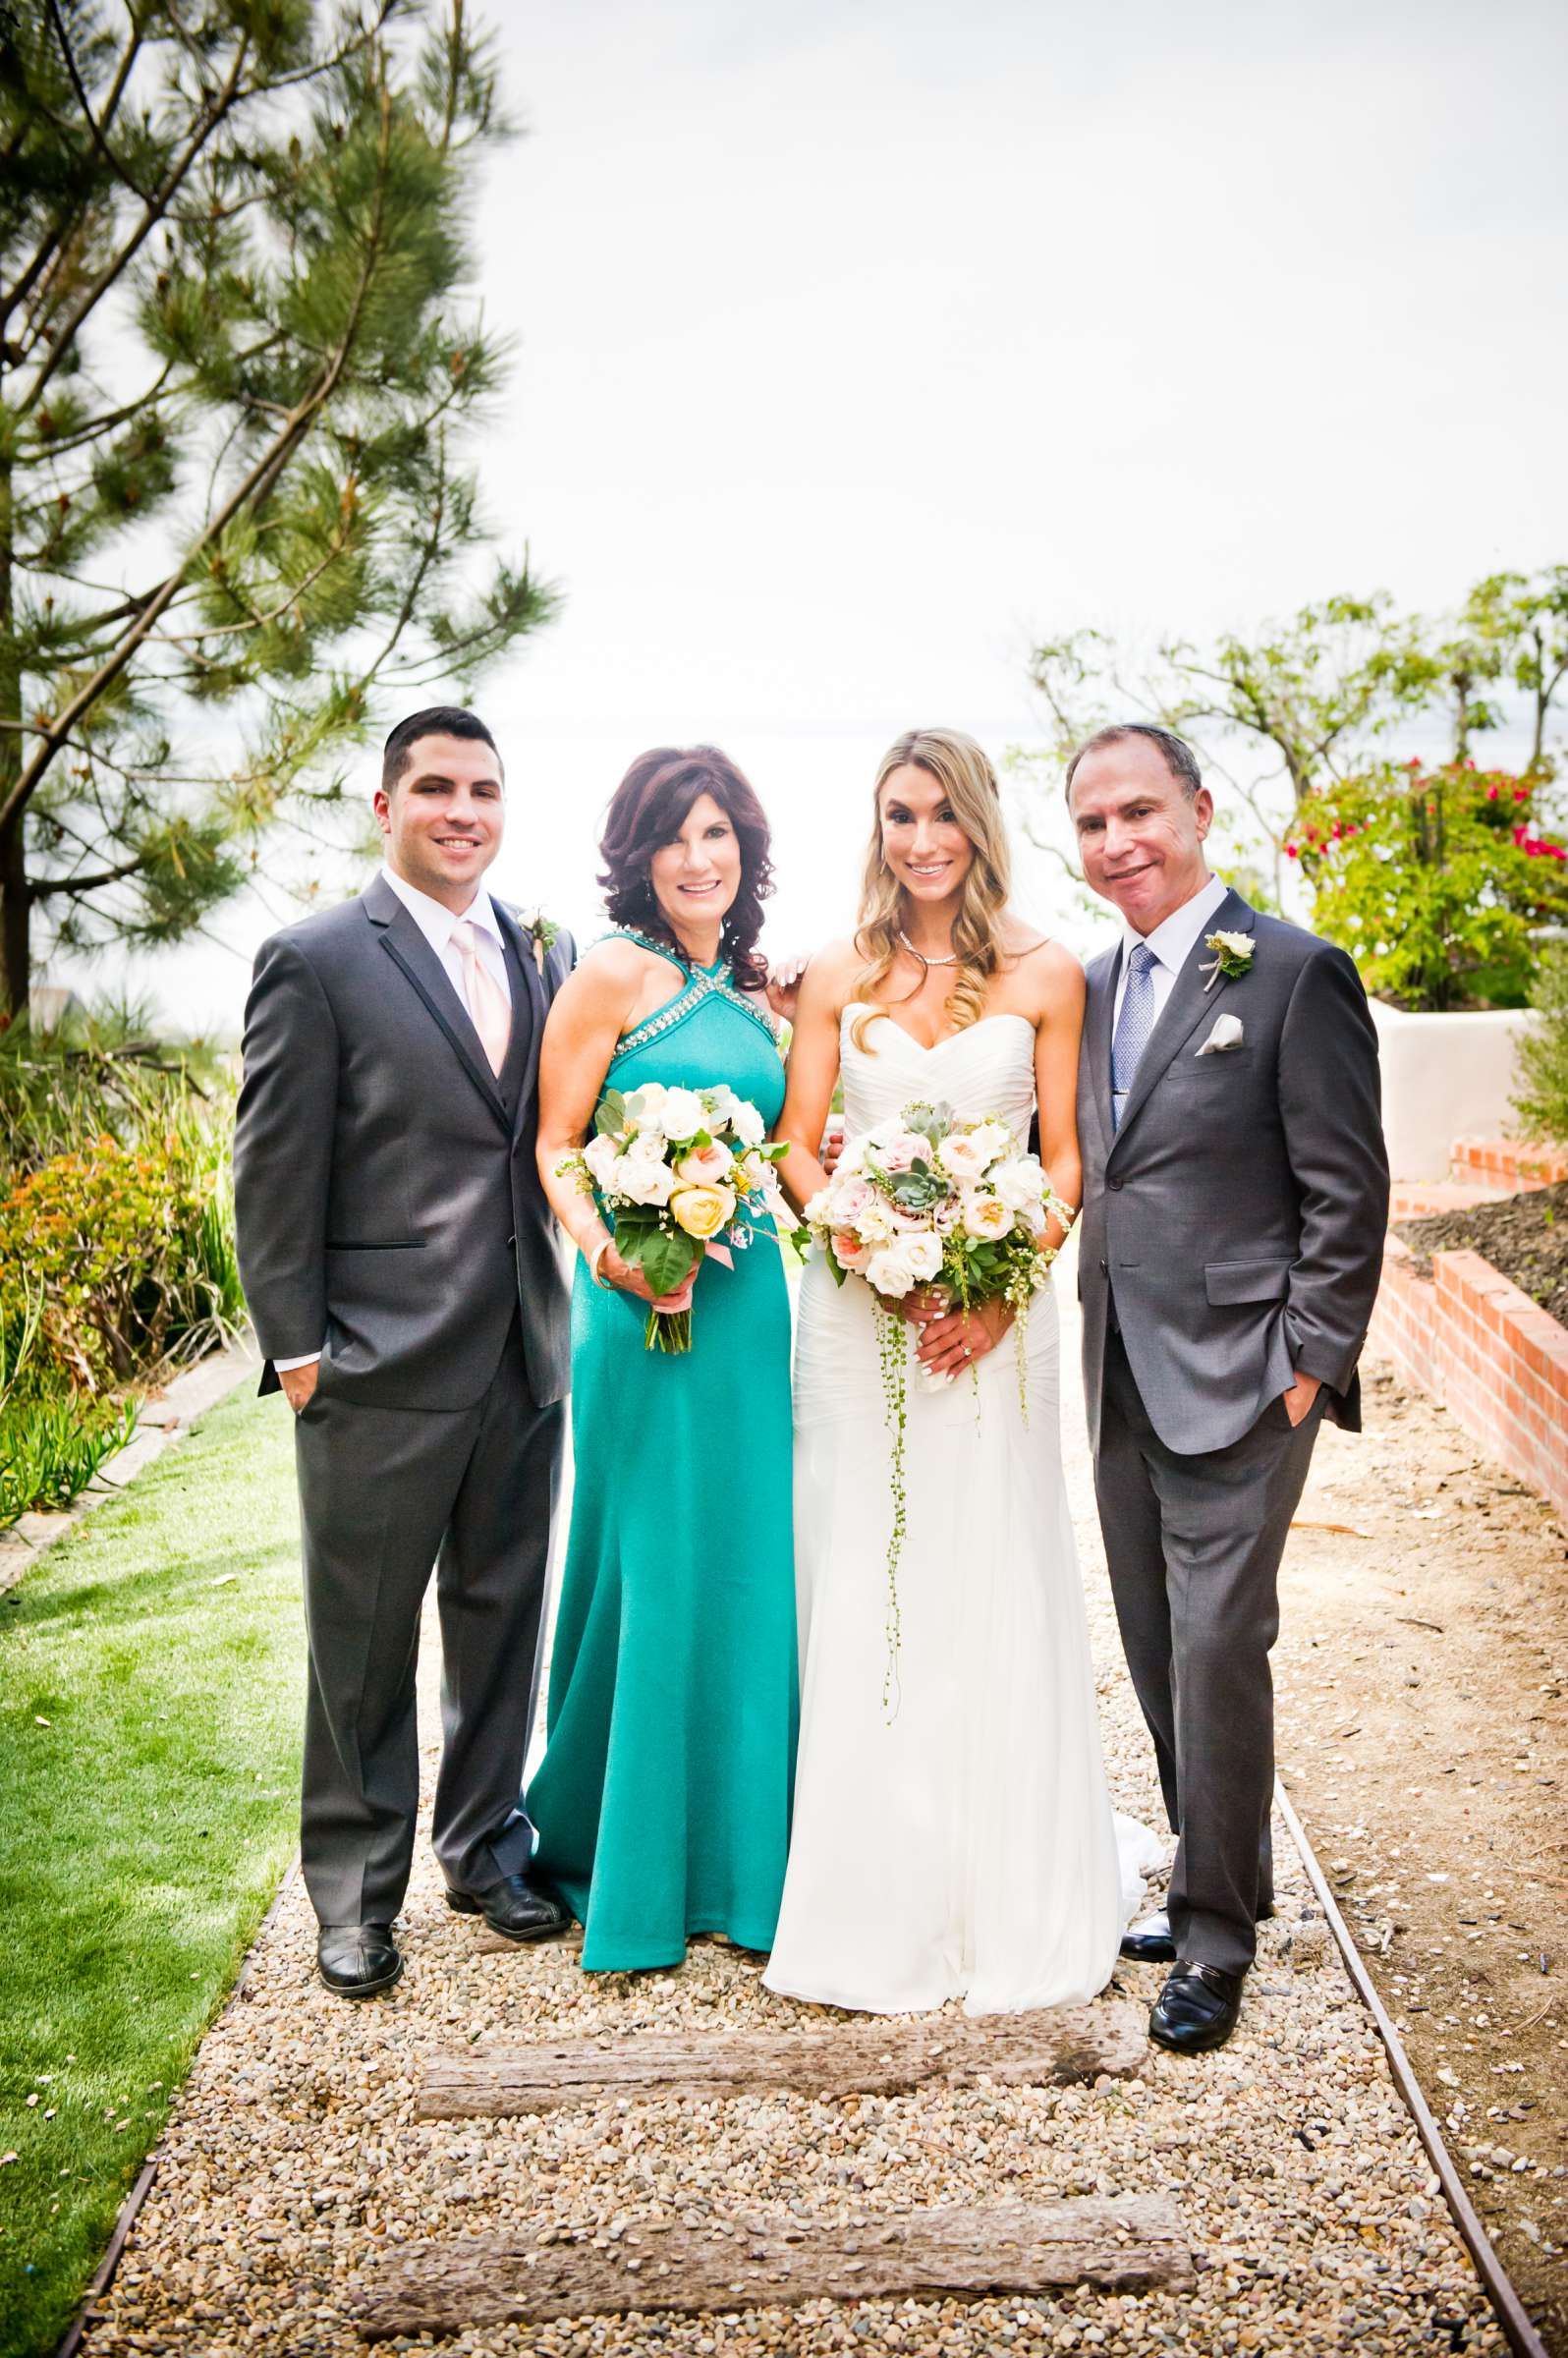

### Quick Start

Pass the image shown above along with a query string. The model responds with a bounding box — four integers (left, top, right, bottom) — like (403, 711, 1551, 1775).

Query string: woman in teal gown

(529, 747, 796, 1970)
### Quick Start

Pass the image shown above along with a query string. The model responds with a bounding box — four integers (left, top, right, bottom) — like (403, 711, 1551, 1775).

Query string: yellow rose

(669, 1183, 736, 1240)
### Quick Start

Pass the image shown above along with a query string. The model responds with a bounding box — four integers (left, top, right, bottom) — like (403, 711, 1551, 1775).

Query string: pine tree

(0, 0, 557, 1016)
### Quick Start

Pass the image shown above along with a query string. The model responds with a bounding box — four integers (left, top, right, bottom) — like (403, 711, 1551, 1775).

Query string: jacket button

(1107, 1175, 1123, 1191)
(506, 1235, 516, 1250)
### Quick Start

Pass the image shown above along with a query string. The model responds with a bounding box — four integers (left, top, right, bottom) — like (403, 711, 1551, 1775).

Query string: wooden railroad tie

(352, 2195, 1193, 2336)
(416, 2000, 1146, 2119)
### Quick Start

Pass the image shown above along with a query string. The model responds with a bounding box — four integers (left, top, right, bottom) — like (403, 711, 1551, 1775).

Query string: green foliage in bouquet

(1512, 945, 1568, 1146)
(1286, 761, 1568, 1011)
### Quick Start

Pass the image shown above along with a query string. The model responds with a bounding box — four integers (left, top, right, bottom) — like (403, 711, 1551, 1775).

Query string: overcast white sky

(61, 0, 1568, 1027)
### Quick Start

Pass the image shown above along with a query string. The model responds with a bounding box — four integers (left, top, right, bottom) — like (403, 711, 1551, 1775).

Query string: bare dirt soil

(1396, 1182, 1568, 1324)
(1274, 1356, 1568, 2353)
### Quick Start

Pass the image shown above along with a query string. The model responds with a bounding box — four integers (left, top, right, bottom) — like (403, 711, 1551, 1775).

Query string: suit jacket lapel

(363, 874, 512, 1135)
(493, 900, 546, 1134)
(1108, 888, 1255, 1155)
(1084, 942, 1119, 1156)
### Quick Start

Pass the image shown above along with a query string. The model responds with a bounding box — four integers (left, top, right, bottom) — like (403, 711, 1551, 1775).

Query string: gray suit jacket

(1076, 889, 1389, 1457)
(234, 873, 574, 1413)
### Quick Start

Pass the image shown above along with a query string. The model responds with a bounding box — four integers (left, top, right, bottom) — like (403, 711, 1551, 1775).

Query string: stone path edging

(1, 1335, 260, 1595)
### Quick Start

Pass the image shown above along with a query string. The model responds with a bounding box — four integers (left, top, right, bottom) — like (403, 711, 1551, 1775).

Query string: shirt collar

(380, 864, 503, 953)
(1122, 870, 1230, 975)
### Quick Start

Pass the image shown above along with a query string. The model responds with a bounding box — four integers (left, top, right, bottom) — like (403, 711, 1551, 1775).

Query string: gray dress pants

(1095, 1326, 1324, 1975)
(293, 1319, 563, 1929)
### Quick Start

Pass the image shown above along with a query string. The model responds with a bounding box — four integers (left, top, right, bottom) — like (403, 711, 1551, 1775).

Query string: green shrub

(0, 1123, 237, 1391)
(1512, 944, 1568, 1145)
(1287, 761, 1568, 1011)
(0, 1287, 139, 1528)
(0, 1392, 140, 1526)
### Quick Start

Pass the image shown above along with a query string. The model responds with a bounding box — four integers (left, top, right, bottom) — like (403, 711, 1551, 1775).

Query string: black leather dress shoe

(447, 1873, 570, 1942)
(1148, 1960, 1245, 2054)
(1120, 1910, 1177, 1963)
(316, 1924, 403, 1997)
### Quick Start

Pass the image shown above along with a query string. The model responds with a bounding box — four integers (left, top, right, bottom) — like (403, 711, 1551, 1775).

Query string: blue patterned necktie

(1110, 941, 1159, 1132)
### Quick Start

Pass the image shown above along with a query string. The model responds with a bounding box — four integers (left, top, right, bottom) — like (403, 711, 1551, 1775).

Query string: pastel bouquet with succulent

(560, 1081, 792, 1352)
(803, 1098, 1076, 1711)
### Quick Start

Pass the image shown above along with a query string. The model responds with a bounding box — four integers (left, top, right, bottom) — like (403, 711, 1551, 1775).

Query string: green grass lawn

(0, 1386, 304, 2358)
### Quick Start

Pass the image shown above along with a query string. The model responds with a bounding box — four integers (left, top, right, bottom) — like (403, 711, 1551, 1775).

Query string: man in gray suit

(1070, 723, 1387, 2053)
(235, 707, 574, 1996)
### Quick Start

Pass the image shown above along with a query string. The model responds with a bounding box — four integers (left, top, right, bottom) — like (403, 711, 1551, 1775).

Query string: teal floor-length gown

(527, 932, 797, 1970)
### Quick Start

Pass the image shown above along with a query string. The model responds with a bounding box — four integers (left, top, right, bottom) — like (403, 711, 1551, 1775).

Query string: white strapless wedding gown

(764, 1006, 1161, 2017)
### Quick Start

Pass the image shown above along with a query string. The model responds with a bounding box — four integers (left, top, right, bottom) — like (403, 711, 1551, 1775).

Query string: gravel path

(84, 1307, 1509, 2358)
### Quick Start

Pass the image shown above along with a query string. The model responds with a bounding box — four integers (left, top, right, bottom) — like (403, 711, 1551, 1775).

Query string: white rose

(734, 1148, 768, 1194)
(962, 1191, 1014, 1241)
(729, 1098, 766, 1148)
(993, 1155, 1047, 1211)
(867, 1243, 916, 1298)
(902, 1231, 945, 1281)
(968, 1120, 1014, 1169)
(856, 1201, 896, 1245)
(583, 1133, 622, 1189)
(836, 1136, 868, 1175)
(621, 1083, 666, 1128)
(804, 1187, 834, 1226)
(935, 1131, 989, 1184)
(618, 1139, 676, 1206)
(657, 1086, 706, 1142)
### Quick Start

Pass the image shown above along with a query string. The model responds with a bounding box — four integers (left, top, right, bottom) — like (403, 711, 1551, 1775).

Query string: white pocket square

(1196, 1013, 1244, 1055)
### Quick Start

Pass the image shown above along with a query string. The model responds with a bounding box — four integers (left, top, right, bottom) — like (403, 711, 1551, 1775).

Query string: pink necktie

(449, 918, 512, 1076)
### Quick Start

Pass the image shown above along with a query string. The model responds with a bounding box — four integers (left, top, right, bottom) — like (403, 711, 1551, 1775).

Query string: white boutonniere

(525, 910, 559, 977)
(1199, 928, 1255, 993)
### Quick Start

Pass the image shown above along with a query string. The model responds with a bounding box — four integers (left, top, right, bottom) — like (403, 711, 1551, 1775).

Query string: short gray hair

(1064, 723, 1203, 802)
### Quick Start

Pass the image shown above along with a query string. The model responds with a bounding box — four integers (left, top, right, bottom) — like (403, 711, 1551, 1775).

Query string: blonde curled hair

(851, 727, 1014, 1050)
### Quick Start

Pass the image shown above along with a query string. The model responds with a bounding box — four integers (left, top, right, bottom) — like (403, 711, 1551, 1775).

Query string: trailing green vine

(875, 1304, 909, 1721)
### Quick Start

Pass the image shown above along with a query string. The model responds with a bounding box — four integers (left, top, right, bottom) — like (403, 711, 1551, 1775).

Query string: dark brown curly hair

(598, 746, 774, 993)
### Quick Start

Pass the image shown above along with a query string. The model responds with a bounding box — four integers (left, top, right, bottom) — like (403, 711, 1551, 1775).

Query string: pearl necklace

(899, 928, 961, 968)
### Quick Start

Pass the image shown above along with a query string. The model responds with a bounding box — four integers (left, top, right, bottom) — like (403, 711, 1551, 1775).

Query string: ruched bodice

(839, 1004, 1038, 1151)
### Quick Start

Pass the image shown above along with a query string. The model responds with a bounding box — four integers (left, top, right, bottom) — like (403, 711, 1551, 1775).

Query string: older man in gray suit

(235, 707, 574, 1997)
(1070, 723, 1387, 2054)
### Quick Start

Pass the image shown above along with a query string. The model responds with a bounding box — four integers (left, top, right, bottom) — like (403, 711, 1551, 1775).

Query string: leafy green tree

(0, 0, 557, 1017)
(1457, 567, 1568, 774)
(1512, 944, 1568, 1144)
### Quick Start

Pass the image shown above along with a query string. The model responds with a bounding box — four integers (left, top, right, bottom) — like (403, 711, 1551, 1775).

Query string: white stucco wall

(1371, 1001, 1541, 1181)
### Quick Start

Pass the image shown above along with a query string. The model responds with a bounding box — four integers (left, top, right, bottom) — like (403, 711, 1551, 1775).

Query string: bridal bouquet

(804, 1098, 1076, 1711)
(562, 1081, 792, 1352)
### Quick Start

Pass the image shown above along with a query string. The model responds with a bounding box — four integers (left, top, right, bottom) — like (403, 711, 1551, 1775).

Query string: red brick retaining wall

(1451, 1138, 1567, 1190)
(1370, 1239, 1568, 1522)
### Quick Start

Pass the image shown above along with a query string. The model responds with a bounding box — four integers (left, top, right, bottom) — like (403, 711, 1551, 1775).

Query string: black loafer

(317, 1924, 403, 1998)
(1148, 1959, 1245, 2054)
(447, 1873, 570, 1942)
(1120, 1910, 1177, 1963)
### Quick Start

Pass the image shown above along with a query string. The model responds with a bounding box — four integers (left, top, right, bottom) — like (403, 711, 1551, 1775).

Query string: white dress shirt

(378, 863, 512, 1016)
(1111, 870, 1231, 1029)
(273, 869, 514, 1375)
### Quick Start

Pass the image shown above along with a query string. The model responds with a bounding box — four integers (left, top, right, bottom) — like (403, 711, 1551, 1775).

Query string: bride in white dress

(764, 728, 1157, 2017)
